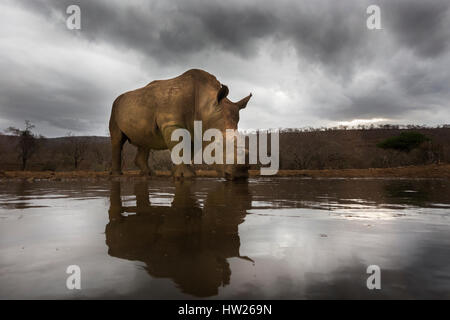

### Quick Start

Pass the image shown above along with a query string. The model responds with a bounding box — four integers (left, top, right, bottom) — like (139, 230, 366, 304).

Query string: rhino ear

(217, 85, 229, 103)
(236, 93, 252, 109)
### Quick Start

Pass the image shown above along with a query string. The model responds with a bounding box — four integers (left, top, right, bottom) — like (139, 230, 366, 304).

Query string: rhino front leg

(162, 125, 195, 180)
(135, 147, 153, 176)
(172, 164, 195, 179)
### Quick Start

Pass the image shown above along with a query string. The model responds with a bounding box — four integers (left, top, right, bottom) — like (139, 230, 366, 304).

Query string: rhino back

(112, 69, 221, 148)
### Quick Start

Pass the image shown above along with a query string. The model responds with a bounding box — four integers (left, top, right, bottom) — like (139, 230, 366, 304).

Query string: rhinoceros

(109, 69, 252, 180)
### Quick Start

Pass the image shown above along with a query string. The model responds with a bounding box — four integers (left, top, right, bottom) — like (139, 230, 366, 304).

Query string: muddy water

(0, 178, 449, 299)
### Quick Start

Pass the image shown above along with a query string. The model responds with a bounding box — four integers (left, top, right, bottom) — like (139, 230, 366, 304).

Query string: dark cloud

(29, 0, 371, 70)
(0, 51, 115, 134)
(1, 0, 449, 136)
(385, 0, 450, 58)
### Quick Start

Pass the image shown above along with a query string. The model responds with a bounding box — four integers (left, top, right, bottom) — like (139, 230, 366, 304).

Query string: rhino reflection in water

(106, 180, 253, 297)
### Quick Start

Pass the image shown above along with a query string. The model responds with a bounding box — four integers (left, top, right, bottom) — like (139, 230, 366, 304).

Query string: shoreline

(0, 164, 449, 181)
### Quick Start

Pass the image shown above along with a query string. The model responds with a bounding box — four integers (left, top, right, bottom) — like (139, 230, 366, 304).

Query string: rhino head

(204, 85, 252, 180)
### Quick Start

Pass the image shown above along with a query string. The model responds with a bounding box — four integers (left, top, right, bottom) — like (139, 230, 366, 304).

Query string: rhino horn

(236, 93, 252, 109)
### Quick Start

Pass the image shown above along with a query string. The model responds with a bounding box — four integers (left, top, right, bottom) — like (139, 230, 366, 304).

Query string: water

(0, 178, 449, 299)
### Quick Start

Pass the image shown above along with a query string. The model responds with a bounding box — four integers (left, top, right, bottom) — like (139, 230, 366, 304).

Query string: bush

(377, 132, 429, 152)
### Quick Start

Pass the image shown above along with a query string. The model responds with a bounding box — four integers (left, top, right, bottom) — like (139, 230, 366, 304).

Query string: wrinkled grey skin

(109, 69, 252, 180)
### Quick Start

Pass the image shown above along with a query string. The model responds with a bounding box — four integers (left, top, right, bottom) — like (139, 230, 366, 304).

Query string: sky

(0, 0, 449, 137)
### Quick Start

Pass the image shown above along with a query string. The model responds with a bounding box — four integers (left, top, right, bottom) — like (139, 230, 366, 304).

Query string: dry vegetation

(1, 164, 449, 181)
(1, 124, 449, 179)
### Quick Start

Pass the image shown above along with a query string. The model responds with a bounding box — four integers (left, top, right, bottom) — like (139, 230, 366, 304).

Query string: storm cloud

(0, 0, 449, 136)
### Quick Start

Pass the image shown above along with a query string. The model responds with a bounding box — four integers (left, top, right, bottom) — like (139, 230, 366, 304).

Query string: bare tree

(6, 120, 38, 170)
(65, 132, 88, 169)
(91, 141, 111, 171)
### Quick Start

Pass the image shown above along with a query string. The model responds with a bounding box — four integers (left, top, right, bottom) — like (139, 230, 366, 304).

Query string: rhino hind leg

(110, 127, 127, 176)
(135, 147, 153, 176)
